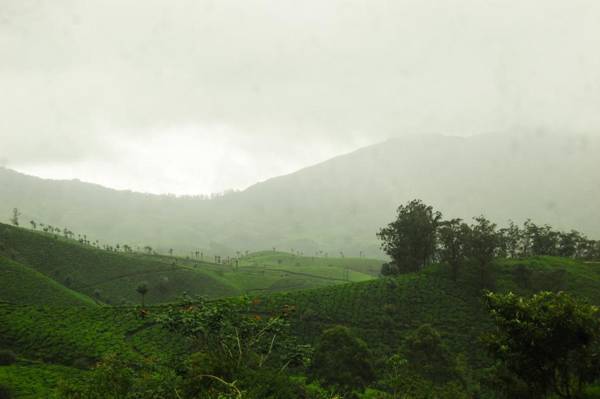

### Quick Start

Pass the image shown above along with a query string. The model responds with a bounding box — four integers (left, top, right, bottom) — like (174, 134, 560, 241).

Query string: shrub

(0, 350, 16, 366)
(309, 325, 375, 394)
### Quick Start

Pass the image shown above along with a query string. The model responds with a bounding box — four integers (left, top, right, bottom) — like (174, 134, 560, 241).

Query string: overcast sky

(1, 0, 599, 195)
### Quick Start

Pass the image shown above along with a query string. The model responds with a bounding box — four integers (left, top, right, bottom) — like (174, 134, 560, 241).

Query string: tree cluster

(378, 200, 600, 282)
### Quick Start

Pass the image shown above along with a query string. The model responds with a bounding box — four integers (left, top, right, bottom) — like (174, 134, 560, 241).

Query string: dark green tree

(558, 230, 584, 258)
(380, 262, 400, 276)
(136, 282, 148, 307)
(309, 325, 375, 394)
(402, 324, 460, 385)
(9, 208, 20, 226)
(526, 222, 559, 256)
(499, 220, 522, 258)
(377, 199, 442, 274)
(437, 218, 470, 281)
(465, 216, 499, 288)
(484, 291, 600, 399)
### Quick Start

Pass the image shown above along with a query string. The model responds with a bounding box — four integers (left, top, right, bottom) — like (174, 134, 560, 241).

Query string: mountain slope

(1, 133, 598, 257)
(0, 256, 96, 306)
(0, 224, 381, 303)
(0, 223, 239, 304)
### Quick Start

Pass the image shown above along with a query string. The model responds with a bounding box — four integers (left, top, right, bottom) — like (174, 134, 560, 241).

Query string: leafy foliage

(156, 295, 312, 398)
(309, 325, 375, 394)
(438, 219, 470, 281)
(484, 291, 600, 398)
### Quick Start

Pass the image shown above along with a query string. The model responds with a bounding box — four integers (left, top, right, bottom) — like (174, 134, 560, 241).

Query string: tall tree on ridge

(465, 216, 499, 288)
(438, 218, 470, 281)
(377, 199, 442, 274)
(9, 208, 20, 226)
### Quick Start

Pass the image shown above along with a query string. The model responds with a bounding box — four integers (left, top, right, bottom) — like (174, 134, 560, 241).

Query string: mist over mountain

(1, 133, 598, 257)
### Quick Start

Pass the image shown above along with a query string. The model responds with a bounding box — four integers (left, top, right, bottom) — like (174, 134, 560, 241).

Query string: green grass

(0, 256, 96, 306)
(0, 362, 84, 399)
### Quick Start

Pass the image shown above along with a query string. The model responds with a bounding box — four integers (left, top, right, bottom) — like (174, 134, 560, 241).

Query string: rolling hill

(1, 133, 599, 257)
(0, 223, 381, 305)
(1, 255, 599, 397)
(0, 256, 95, 307)
(0, 223, 238, 305)
(253, 256, 600, 362)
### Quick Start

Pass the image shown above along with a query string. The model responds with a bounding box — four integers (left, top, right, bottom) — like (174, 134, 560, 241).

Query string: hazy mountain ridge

(1, 133, 599, 257)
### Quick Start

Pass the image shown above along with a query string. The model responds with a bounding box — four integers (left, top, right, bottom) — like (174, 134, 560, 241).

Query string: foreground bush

(484, 291, 600, 398)
(309, 325, 375, 395)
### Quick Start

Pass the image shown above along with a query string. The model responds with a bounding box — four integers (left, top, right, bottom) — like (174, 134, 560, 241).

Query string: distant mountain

(1, 133, 599, 257)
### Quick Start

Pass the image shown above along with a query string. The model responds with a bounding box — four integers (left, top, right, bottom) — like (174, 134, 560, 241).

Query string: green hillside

(0, 303, 191, 398)
(0, 223, 238, 305)
(0, 304, 188, 366)
(0, 363, 84, 399)
(214, 251, 380, 294)
(240, 251, 380, 278)
(254, 256, 600, 361)
(0, 256, 95, 306)
(0, 224, 383, 305)
(1, 256, 599, 397)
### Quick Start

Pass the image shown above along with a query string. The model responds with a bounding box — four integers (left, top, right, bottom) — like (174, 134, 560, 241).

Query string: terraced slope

(0, 256, 598, 397)
(254, 256, 600, 362)
(0, 304, 189, 397)
(0, 224, 384, 302)
(0, 304, 186, 366)
(0, 223, 238, 304)
(216, 251, 381, 294)
(0, 256, 96, 306)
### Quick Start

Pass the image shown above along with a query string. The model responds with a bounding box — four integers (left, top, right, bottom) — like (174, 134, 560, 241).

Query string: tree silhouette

(9, 208, 20, 226)
(136, 283, 149, 308)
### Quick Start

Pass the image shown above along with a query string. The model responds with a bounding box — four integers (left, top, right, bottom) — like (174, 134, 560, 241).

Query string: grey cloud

(1, 0, 599, 189)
